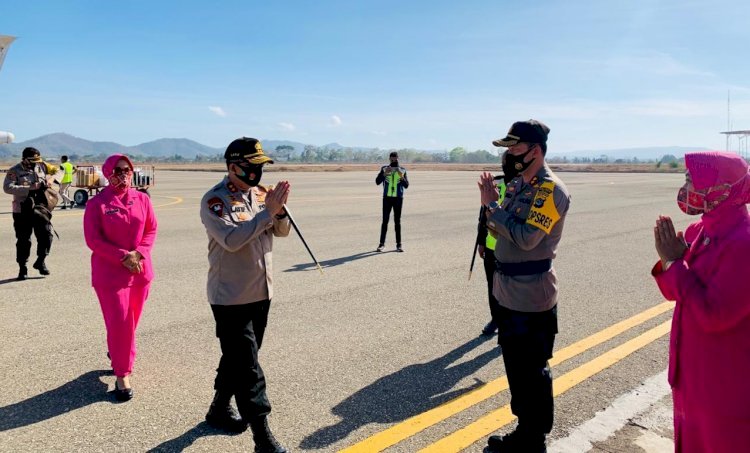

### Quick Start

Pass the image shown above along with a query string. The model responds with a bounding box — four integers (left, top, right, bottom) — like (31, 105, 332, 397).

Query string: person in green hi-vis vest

(375, 151, 409, 252)
(475, 151, 516, 335)
(59, 155, 76, 209)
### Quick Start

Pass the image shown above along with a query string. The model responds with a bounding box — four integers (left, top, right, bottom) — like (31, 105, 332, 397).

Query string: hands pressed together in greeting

(266, 180, 291, 217)
(478, 172, 500, 207)
(654, 215, 688, 267)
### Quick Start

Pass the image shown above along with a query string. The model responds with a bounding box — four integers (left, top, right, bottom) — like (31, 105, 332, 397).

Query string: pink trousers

(95, 284, 150, 377)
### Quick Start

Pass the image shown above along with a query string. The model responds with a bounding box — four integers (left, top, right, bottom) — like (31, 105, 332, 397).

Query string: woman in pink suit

(83, 154, 157, 402)
(652, 151, 750, 452)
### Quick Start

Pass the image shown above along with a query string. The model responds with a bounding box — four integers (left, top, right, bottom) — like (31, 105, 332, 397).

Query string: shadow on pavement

(0, 369, 111, 431)
(300, 335, 501, 449)
(0, 276, 46, 285)
(147, 421, 243, 452)
(284, 250, 391, 272)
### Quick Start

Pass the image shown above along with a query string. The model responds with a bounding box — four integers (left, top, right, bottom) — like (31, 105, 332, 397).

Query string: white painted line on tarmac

(549, 370, 670, 453)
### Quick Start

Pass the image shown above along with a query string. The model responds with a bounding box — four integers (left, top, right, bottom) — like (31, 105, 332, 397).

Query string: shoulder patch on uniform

(207, 197, 224, 217)
(254, 187, 267, 205)
(525, 180, 560, 234)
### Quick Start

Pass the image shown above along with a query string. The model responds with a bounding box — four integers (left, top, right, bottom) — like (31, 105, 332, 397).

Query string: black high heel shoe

(114, 381, 133, 402)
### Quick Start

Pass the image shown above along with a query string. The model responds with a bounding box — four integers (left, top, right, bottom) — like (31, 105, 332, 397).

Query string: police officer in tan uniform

(3, 147, 54, 280)
(200, 137, 291, 453)
(479, 120, 571, 452)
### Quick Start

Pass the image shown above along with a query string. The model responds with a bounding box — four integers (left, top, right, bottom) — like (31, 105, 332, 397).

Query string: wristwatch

(486, 200, 499, 212)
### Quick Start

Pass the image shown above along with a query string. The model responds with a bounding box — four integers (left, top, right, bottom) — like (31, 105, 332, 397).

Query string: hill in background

(0, 132, 711, 162)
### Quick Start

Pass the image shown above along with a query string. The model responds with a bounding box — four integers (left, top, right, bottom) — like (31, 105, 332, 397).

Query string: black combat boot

(205, 391, 247, 433)
(32, 258, 50, 276)
(17, 265, 27, 281)
(249, 416, 287, 453)
(487, 429, 547, 453)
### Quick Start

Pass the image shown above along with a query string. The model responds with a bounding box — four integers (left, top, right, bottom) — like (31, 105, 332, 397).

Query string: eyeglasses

(113, 166, 133, 176)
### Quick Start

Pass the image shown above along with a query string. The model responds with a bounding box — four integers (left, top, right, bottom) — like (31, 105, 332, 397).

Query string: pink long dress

(652, 151, 750, 452)
(83, 154, 157, 377)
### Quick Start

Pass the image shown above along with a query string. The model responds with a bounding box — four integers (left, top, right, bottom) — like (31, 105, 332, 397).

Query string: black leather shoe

(206, 395, 247, 433)
(487, 430, 546, 452)
(113, 381, 133, 402)
(250, 416, 287, 453)
(481, 321, 498, 336)
(17, 265, 27, 281)
(32, 259, 50, 276)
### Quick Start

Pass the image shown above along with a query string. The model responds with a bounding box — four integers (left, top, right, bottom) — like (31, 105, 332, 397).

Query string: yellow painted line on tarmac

(418, 320, 672, 453)
(152, 195, 184, 208)
(339, 302, 673, 453)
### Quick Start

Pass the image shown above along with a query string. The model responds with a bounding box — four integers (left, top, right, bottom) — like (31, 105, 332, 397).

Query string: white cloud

(208, 106, 227, 117)
(330, 115, 342, 126)
(371, 130, 387, 136)
(278, 122, 296, 131)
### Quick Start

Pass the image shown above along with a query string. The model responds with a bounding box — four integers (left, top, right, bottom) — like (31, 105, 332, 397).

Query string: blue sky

(1, 0, 749, 152)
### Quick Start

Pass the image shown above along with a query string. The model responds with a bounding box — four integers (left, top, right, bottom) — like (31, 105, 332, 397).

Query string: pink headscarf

(102, 154, 134, 179)
(685, 151, 750, 209)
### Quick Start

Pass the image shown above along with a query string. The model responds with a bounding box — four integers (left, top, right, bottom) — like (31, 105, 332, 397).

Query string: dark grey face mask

(501, 153, 519, 183)
(506, 146, 536, 173)
(235, 163, 263, 187)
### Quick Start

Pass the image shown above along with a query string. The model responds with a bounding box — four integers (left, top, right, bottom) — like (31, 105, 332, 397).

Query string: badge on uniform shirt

(105, 208, 120, 215)
(208, 197, 224, 217)
(254, 185, 270, 209)
(526, 180, 560, 234)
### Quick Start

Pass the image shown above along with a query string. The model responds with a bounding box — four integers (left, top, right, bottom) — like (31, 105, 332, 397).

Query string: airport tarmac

(0, 170, 688, 452)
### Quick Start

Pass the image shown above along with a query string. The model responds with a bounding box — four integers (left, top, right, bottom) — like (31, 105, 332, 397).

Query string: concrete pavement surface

(0, 170, 689, 452)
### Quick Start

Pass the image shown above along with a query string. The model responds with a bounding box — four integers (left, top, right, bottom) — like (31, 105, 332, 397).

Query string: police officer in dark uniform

(3, 147, 54, 280)
(479, 120, 571, 452)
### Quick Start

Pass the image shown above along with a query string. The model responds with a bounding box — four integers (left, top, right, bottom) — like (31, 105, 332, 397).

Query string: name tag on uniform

(526, 181, 560, 234)
(254, 186, 268, 209)
(105, 208, 120, 215)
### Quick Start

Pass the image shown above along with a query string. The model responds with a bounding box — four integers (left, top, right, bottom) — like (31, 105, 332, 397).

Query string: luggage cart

(71, 165, 155, 206)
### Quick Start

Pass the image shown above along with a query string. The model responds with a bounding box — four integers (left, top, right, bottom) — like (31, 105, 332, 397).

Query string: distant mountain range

(0, 132, 710, 161)
(547, 146, 711, 161)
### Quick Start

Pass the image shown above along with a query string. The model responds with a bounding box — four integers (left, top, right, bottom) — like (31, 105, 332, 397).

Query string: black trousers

(494, 304, 557, 436)
(483, 251, 499, 326)
(379, 197, 403, 246)
(211, 300, 272, 420)
(12, 212, 52, 265)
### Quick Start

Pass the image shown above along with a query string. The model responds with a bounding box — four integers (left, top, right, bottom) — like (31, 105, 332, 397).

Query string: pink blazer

(652, 152, 750, 420)
(83, 186, 158, 289)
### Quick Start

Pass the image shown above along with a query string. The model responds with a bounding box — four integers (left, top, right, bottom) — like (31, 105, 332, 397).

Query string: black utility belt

(495, 259, 552, 276)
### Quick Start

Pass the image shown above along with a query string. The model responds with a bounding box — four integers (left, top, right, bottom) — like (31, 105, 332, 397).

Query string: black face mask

(506, 146, 536, 174)
(390, 160, 399, 167)
(21, 159, 36, 170)
(234, 163, 263, 187)
(501, 158, 519, 184)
